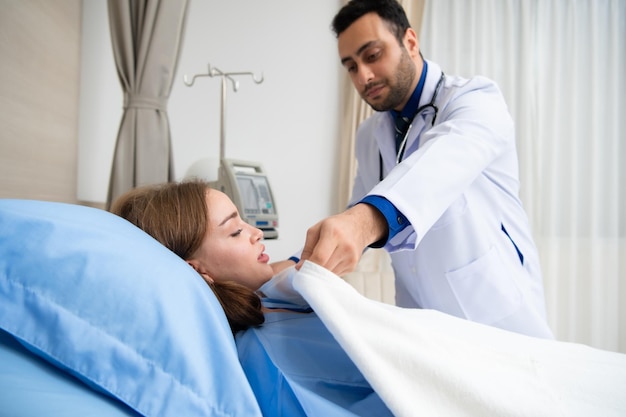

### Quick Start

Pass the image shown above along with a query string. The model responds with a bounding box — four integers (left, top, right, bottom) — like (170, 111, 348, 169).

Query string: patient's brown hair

(110, 180, 264, 334)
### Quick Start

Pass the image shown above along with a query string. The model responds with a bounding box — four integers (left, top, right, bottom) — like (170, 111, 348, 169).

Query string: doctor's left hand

(297, 203, 387, 276)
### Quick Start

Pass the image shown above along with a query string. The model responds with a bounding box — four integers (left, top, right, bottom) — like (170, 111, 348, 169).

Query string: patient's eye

(230, 228, 243, 237)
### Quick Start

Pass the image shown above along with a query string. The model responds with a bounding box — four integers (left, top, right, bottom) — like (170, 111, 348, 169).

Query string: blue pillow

(0, 328, 141, 417)
(0, 199, 262, 417)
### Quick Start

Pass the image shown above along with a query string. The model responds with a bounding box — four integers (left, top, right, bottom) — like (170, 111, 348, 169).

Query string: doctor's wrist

(352, 202, 388, 248)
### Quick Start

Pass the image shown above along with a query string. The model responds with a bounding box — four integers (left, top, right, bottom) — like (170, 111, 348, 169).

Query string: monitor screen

(236, 174, 275, 216)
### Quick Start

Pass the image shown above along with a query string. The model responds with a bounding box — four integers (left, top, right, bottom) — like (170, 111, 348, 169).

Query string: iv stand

(183, 64, 264, 160)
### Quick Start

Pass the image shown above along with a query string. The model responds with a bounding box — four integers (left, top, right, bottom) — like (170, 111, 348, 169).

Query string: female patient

(111, 180, 393, 417)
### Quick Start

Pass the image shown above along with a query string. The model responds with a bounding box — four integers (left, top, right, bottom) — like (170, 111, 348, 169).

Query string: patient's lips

(258, 246, 269, 263)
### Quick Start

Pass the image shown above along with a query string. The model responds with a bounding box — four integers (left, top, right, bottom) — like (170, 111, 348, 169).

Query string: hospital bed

(0, 198, 395, 416)
(2, 199, 625, 417)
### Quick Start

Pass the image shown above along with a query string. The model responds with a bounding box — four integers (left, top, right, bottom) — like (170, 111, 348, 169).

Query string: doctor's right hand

(297, 203, 387, 276)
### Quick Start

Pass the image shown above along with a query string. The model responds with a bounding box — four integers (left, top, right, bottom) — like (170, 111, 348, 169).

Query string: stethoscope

(379, 73, 445, 181)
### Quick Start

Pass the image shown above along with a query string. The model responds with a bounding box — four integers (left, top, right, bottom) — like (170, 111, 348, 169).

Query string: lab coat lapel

(404, 61, 445, 155)
(374, 114, 396, 172)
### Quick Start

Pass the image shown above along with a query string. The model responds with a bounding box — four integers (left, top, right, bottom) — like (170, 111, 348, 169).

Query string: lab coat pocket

(445, 246, 522, 325)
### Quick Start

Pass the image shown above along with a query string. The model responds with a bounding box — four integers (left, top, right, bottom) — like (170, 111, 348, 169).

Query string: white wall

(77, 0, 120, 203)
(78, 0, 344, 260)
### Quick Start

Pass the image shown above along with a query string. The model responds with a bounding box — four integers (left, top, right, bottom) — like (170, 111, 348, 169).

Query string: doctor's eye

(366, 50, 382, 63)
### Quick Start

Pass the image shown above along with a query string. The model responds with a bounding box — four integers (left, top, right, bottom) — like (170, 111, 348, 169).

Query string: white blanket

(292, 261, 626, 417)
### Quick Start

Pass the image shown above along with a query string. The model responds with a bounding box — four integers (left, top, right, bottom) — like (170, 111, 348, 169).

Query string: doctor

(298, 0, 553, 338)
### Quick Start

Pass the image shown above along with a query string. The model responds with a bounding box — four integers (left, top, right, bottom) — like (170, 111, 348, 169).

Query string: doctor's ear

(402, 28, 420, 56)
(186, 259, 215, 285)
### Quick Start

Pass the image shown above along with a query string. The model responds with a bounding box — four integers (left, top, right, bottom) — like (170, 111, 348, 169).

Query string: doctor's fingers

(324, 247, 361, 277)
(300, 222, 361, 275)
(297, 222, 321, 264)
(302, 243, 359, 276)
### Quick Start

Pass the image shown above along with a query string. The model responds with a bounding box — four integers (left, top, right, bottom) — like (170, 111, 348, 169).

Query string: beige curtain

(336, 0, 426, 211)
(106, 0, 189, 209)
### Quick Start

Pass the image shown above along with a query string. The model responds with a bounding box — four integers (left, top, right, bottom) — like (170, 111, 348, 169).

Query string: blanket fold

(292, 261, 626, 417)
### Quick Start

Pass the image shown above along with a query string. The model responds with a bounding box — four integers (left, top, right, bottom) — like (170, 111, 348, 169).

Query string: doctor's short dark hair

(331, 0, 411, 45)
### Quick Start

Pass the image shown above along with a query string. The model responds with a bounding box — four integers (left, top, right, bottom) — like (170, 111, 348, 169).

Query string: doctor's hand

(297, 203, 387, 276)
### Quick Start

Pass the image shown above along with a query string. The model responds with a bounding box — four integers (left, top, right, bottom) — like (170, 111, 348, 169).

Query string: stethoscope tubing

(379, 72, 445, 181)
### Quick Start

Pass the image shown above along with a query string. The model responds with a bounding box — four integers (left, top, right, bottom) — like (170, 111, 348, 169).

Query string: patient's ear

(186, 259, 215, 284)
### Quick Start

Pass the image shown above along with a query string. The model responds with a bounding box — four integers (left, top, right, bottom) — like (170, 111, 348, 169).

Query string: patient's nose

(250, 226, 263, 242)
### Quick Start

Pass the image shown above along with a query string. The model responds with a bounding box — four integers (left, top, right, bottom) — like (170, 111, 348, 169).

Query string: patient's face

(188, 189, 274, 290)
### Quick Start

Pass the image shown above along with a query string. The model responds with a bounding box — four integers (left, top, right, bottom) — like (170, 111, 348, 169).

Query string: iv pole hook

(183, 64, 264, 160)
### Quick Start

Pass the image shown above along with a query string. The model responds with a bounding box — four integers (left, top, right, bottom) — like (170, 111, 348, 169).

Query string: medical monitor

(210, 159, 278, 239)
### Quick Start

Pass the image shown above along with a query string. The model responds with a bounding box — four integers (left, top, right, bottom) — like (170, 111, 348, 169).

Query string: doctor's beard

(362, 47, 416, 112)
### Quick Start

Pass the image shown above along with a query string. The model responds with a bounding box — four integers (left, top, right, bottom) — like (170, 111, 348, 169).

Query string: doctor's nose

(356, 66, 374, 86)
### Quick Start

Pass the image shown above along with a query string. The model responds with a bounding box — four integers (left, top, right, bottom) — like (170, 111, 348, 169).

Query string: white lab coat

(350, 60, 553, 338)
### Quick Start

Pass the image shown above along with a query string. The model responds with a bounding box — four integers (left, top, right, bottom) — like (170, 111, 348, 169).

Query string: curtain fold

(106, 0, 189, 209)
(336, 0, 426, 211)
(420, 0, 625, 352)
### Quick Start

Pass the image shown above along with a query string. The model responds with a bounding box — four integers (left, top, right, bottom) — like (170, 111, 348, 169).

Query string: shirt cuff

(359, 195, 409, 248)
